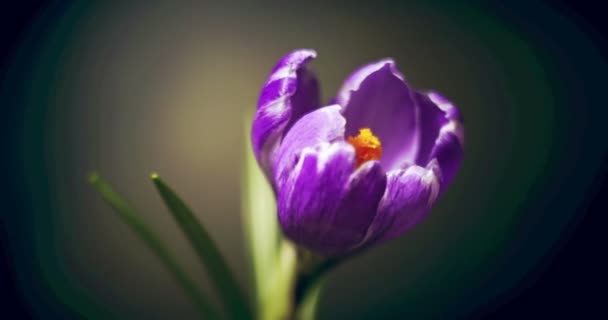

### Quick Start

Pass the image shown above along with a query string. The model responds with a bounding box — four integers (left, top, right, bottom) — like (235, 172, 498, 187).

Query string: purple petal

(427, 92, 464, 187)
(413, 92, 449, 166)
(334, 59, 418, 171)
(278, 142, 386, 255)
(273, 105, 346, 190)
(361, 93, 463, 245)
(428, 91, 463, 122)
(363, 161, 441, 245)
(430, 129, 463, 189)
(251, 49, 320, 176)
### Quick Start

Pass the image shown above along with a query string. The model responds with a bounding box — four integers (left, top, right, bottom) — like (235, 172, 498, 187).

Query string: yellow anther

(347, 128, 382, 168)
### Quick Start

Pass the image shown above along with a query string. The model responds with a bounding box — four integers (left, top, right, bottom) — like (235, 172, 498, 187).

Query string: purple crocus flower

(252, 49, 464, 256)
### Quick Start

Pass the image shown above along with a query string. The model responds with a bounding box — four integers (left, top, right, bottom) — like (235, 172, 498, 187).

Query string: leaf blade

(88, 172, 219, 319)
(151, 174, 251, 320)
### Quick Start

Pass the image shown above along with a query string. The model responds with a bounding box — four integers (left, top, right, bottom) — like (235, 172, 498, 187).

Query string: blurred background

(1, 1, 607, 319)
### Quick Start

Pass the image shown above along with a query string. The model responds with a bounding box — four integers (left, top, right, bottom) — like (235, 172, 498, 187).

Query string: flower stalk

(243, 117, 332, 319)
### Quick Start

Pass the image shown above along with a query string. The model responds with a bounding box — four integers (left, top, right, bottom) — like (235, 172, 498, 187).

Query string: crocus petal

(273, 105, 346, 190)
(413, 92, 448, 166)
(334, 59, 418, 170)
(251, 49, 320, 176)
(428, 91, 463, 122)
(278, 141, 387, 255)
(364, 161, 441, 245)
(430, 130, 463, 189)
(427, 91, 464, 187)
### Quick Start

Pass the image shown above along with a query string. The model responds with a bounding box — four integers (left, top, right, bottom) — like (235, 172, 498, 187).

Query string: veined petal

(413, 92, 448, 167)
(252, 49, 320, 176)
(427, 91, 464, 187)
(274, 105, 346, 191)
(334, 59, 418, 171)
(364, 161, 441, 245)
(362, 92, 463, 245)
(428, 91, 464, 123)
(430, 131, 463, 189)
(278, 142, 386, 255)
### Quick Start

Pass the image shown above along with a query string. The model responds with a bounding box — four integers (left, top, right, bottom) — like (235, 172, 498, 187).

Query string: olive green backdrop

(3, 1, 606, 318)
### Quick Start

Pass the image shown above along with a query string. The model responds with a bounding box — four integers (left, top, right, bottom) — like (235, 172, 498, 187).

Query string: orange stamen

(347, 128, 382, 168)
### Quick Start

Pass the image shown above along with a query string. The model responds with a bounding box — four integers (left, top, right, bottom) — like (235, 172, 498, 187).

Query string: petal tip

(288, 48, 318, 63)
(302, 48, 317, 58)
(427, 91, 463, 123)
(271, 49, 318, 76)
(336, 58, 408, 108)
(378, 58, 405, 81)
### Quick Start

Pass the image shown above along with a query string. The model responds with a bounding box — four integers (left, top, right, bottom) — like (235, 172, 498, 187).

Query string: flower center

(347, 128, 382, 168)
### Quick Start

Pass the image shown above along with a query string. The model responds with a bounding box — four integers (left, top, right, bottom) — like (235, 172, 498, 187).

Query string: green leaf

(151, 174, 251, 320)
(88, 172, 218, 319)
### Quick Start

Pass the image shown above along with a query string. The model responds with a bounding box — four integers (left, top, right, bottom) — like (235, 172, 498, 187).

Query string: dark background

(2, 1, 607, 319)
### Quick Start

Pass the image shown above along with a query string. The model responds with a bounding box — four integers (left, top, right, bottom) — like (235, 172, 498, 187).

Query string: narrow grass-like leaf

(151, 174, 251, 320)
(88, 172, 218, 319)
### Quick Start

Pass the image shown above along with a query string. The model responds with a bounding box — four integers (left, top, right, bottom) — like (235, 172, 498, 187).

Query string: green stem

(291, 247, 364, 319)
(296, 280, 324, 320)
(293, 259, 334, 312)
(88, 173, 219, 319)
(263, 241, 298, 320)
(241, 115, 286, 319)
